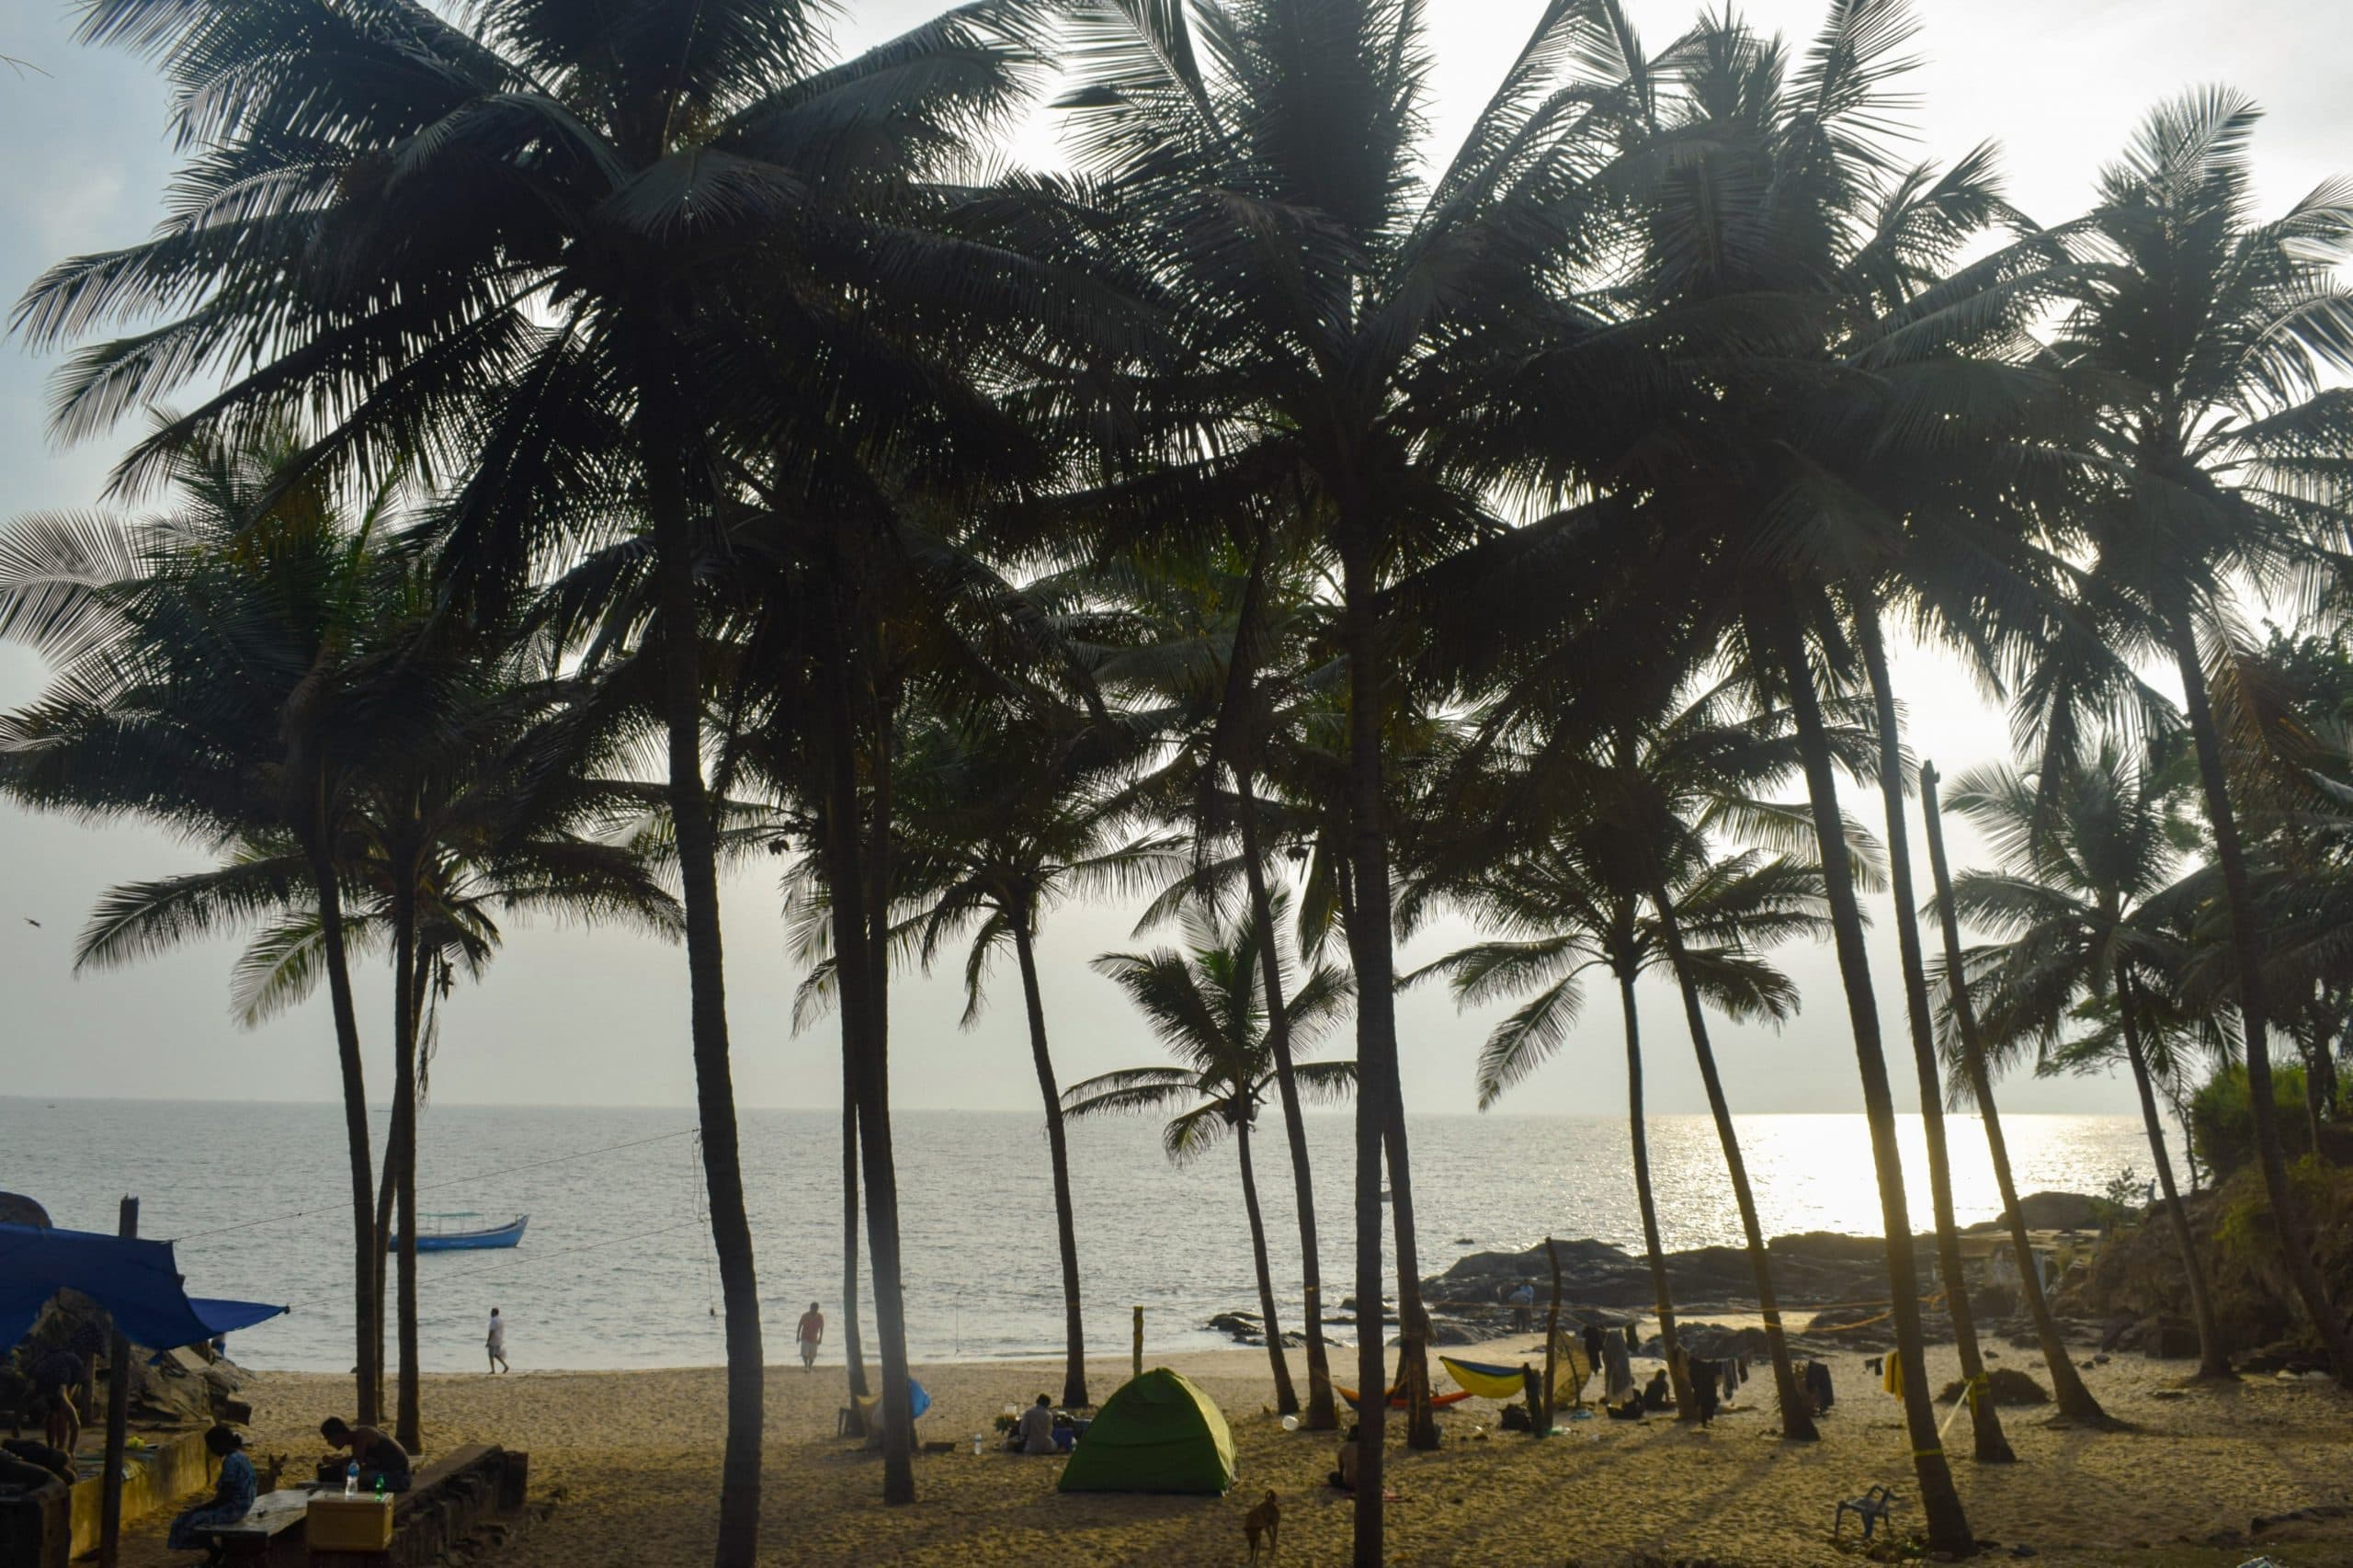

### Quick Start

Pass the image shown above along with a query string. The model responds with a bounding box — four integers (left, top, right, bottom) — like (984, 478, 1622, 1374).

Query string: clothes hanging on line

(1803, 1359, 1836, 1413)
(1603, 1329, 1635, 1403)
(1688, 1358, 1722, 1426)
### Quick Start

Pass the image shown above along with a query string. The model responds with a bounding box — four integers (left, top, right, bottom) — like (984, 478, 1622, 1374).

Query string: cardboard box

(306, 1494, 394, 1550)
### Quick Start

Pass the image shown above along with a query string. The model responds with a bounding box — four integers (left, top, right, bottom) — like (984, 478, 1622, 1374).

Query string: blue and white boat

(390, 1212, 529, 1252)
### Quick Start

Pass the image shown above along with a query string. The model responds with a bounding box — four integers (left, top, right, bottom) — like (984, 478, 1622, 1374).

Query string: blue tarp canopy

(0, 1221, 287, 1353)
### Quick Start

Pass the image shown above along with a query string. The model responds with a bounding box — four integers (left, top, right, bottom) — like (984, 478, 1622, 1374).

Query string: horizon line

(0, 1093, 2131, 1119)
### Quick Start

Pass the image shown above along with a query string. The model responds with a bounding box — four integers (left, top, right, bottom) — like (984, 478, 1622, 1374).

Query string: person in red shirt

(795, 1302, 824, 1370)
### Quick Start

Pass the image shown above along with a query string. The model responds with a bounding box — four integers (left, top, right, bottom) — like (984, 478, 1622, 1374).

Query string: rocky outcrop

(2057, 1162, 2353, 1362)
(1212, 1199, 2134, 1355)
(1962, 1189, 2102, 1234)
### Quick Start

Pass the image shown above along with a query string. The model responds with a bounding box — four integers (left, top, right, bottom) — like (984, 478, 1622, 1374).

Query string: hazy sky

(0, 0, 2338, 1119)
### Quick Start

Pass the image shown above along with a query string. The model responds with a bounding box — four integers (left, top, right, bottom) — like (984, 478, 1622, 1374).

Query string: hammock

(1336, 1382, 1476, 1409)
(1438, 1357, 1535, 1400)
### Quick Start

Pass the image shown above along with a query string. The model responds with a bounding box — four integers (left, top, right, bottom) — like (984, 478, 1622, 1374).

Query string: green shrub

(2188, 1062, 2347, 1175)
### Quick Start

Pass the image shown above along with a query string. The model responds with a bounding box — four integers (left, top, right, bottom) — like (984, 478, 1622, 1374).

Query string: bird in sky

(22, 917, 39, 928)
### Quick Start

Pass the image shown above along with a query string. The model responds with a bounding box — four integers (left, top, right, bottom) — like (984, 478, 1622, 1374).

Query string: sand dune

(114, 1337, 2353, 1566)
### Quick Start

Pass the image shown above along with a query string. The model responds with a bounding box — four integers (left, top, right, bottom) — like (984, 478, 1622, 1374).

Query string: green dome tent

(1057, 1368, 1235, 1494)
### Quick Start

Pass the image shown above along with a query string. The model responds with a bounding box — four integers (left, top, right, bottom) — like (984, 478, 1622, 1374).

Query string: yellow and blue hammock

(1440, 1339, 1594, 1403)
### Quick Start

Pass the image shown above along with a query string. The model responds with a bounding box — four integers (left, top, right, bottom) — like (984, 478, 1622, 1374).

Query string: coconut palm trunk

(2117, 970, 2232, 1379)
(1649, 884, 1816, 1439)
(306, 797, 380, 1426)
(1236, 770, 1336, 1429)
(1382, 1107, 1438, 1446)
(2167, 619, 2353, 1385)
(1235, 1115, 1300, 1411)
(390, 871, 423, 1453)
(1918, 763, 2112, 1418)
(841, 1085, 870, 1426)
(1615, 971, 1693, 1418)
(1858, 616, 2012, 1461)
(819, 608, 916, 1504)
(643, 425, 764, 1558)
(1337, 530, 1397, 1568)
(1771, 613, 1971, 1552)
(1010, 909, 1090, 1409)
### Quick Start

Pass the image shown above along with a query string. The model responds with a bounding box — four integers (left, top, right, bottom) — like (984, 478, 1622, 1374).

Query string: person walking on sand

(796, 1301, 824, 1370)
(486, 1308, 509, 1374)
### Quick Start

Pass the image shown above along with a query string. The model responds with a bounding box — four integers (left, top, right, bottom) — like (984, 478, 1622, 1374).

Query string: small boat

(389, 1212, 529, 1252)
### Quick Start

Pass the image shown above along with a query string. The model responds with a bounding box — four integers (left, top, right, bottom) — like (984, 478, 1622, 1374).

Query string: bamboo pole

(98, 1196, 137, 1568)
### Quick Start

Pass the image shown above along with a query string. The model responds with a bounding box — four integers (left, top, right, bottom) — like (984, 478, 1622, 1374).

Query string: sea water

(1, 1098, 2160, 1372)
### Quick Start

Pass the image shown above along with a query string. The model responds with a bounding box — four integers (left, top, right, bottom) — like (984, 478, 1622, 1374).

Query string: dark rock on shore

(1211, 1196, 2150, 1357)
(1961, 1190, 2102, 1234)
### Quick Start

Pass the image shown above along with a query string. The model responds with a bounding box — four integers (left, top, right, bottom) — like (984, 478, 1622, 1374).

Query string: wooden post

(1131, 1307, 1142, 1381)
(1541, 1236, 1564, 1428)
(99, 1195, 137, 1568)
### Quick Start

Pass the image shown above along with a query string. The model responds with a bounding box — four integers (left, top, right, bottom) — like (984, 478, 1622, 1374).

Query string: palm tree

(240, 678, 681, 1449)
(1069, 894, 1355, 1409)
(1092, 540, 1350, 1430)
(1048, 6, 1631, 1543)
(1476, 1, 2088, 1536)
(1412, 812, 1834, 1428)
(0, 433, 413, 1424)
(892, 703, 1188, 1410)
(2032, 87, 2353, 1383)
(1932, 741, 2231, 1382)
(1856, 619, 2019, 1457)
(19, 0, 1074, 1529)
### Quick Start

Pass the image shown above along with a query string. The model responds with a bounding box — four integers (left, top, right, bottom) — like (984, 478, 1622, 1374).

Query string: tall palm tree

(243, 686, 680, 1449)
(1092, 540, 1349, 1429)
(2033, 88, 2353, 1384)
(1413, 818, 1834, 1427)
(1069, 894, 1354, 1410)
(0, 434, 408, 1424)
(1855, 619, 2019, 1457)
(893, 704, 1188, 1410)
(1047, 6, 1631, 1543)
(1478, 1, 2086, 1536)
(18, 0, 1072, 1531)
(1933, 741, 2231, 1382)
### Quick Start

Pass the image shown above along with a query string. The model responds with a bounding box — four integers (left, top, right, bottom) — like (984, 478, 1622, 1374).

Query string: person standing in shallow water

(796, 1301, 824, 1370)
(486, 1308, 509, 1374)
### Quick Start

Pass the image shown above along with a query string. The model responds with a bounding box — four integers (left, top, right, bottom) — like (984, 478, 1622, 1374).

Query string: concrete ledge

(68, 1426, 211, 1557)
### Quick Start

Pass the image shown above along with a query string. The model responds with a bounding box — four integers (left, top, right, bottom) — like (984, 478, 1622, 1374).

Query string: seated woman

(320, 1415, 413, 1493)
(167, 1426, 256, 1557)
(1604, 1394, 1646, 1421)
(1641, 1369, 1674, 1411)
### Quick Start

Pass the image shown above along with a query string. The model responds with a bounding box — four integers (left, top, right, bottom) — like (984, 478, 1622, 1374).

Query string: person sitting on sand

(1641, 1369, 1673, 1412)
(167, 1426, 257, 1553)
(1009, 1393, 1057, 1456)
(1604, 1394, 1645, 1421)
(1327, 1425, 1361, 1491)
(321, 1415, 413, 1494)
(1, 1437, 75, 1486)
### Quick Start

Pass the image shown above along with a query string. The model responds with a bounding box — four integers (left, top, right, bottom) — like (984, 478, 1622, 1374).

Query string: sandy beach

(108, 1336, 2353, 1567)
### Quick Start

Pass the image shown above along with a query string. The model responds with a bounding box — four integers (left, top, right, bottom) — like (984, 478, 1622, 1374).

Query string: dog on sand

(1245, 1489, 1279, 1562)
